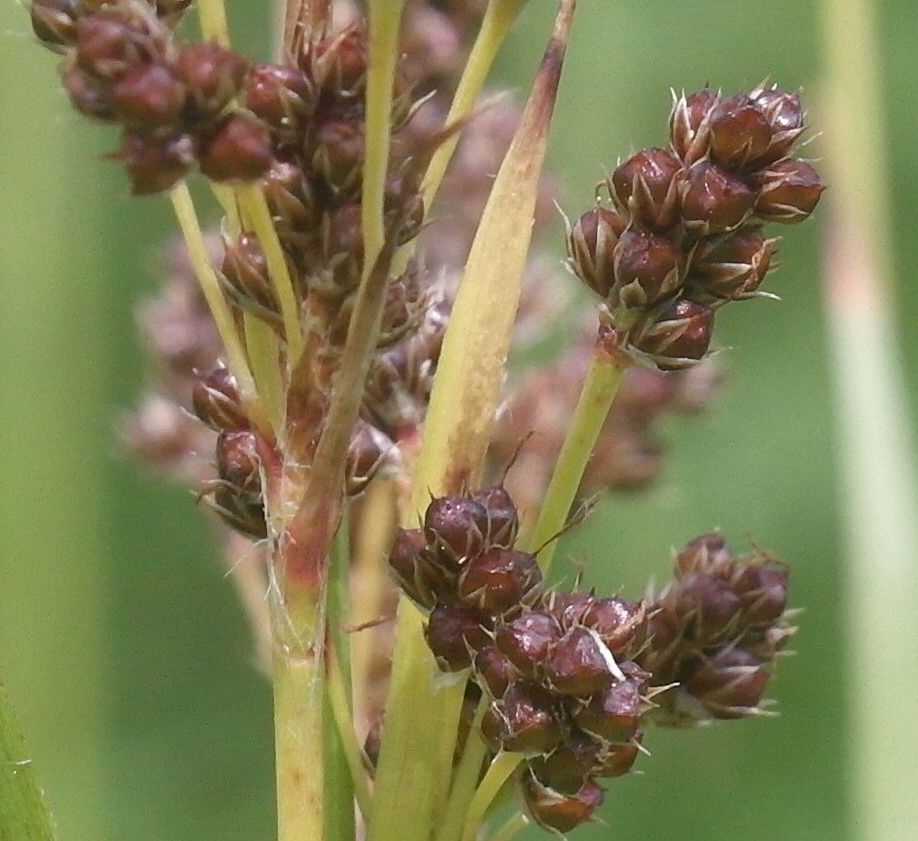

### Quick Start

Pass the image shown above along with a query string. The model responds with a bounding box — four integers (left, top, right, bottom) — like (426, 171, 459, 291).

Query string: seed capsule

(175, 43, 249, 118)
(707, 93, 773, 170)
(522, 771, 604, 833)
(191, 365, 247, 431)
(425, 603, 491, 672)
(567, 206, 625, 300)
(680, 160, 756, 235)
(470, 485, 520, 548)
(111, 63, 185, 128)
(689, 227, 774, 300)
(545, 627, 618, 696)
(572, 669, 646, 743)
(632, 299, 715, 370)
(496, 611, 561, 679)
(458, 548, 542, 615)
(669, 87, 719, 164)
(610, 147, 681, 229)
(423, 496, 489, 566)
(474, 645, 516, 698)
(198, 113, 272, 182)
(529, 731, 600, 795)
(684, 647, 769, 719)
(119, 129, 194, 195)
(613, 228, 684, 309)
(492, 682, 564, 755)
(753, 158, 824, 223)
(246, 63, 315, 135)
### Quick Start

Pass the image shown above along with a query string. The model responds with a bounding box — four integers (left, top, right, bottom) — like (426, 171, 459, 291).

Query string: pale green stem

(489, 812, 529, 841)
(420, 0, 527, 211)
(236, 184, 304, 365)
(362, 0, 406, 282)
(211, 182, 242, 235)
(0, 682, 56, 841)
(327, 647, 372, 818)
(168, 184, 263, 424)
(460, 752, 523, 841)
(325, 516, 356, 840)
(528, 346, 625, 572)
(392, 0, 527, 276)
(435, 698, 489, 841)
(243, 314, 285, 439)
(821, 2, 918, 841)
(197, 0, 231, 46)
(271, 596, 325, 841)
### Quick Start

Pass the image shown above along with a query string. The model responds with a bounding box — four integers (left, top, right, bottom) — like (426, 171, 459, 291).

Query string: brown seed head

(679, 159, 756, 235)
(567, 206, 625, 300)
(198, 113, 272, 182)
(753, 158, 825, 223)
(610, 147, 682, 229)
(707, 93, 773, 170)
(110, 63, 185, 128)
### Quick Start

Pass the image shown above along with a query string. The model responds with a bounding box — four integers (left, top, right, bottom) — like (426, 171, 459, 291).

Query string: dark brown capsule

(522, 772, 604, 833)
(581, 597, 647, 656)
(675, 533, 733, 578)
(458, 548, 542, 615)
(732, 561, 788, 627)
(198, 113, 272, 182)
(175, 42, 249, 118)
(707, 93, 773, 170)
(689, 227, 774, 300)
(495, 611, 561, 679)
(425, 603, 491, 672)
(684, 647, 769, 719)
(191, 365, 247, 431)
(110, 63, 185, 128)
(632, 299, 715, 370)
(749, 85, 805, 166)
(753, 158, 824, 223)
(669, 87, 719, 164)
(610, 147, 682, 230)
(567, 206, 625, 300)
(470, 485, 520, 548)
(31, 0, 80, 51)
(221, 232, 274, 311)
(474, 645, 516, 698)
(572, 672, 644, 743)
(680, 159, 756, 235)
(545, 627, 618, 697)
(529, 731, 601, 795)
(246, 63, 315, 134)
(216, 429, 262, 497)
(119, 129, 194, 195)
(613, 228, 684, 309)
(493, 681, 564, 755)
(423, 495, 489, 566)
(593, 738, 641, 778)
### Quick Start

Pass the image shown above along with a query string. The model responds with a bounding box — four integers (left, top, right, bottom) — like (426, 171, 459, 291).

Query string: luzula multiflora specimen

(28, 1, 822, 837)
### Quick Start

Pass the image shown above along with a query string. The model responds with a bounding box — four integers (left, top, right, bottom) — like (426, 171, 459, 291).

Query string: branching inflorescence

(25, 1, 822, 839)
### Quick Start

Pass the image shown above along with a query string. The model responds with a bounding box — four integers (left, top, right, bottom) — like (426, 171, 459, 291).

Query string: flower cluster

(388, 487, 794, 832)
(32, 0, 270, 193)
(568, 84, 824, 370)
(636, 533, 794, 724)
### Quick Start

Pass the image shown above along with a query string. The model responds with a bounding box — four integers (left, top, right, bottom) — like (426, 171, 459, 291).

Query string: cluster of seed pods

(568, 84, 824, 370)
(388, 490, 796, 832)
(31, 0, 273, 192)
(636, 533, 794, 724)
(389, 488, 659, 832)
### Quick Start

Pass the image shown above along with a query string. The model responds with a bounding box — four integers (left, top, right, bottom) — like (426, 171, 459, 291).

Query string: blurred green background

(1, 2, 916, 840)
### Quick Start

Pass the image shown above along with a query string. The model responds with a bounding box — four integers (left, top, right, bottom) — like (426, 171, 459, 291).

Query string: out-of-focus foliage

(1, 2, 916, 840)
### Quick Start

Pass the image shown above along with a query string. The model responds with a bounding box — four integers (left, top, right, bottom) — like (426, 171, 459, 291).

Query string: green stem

(362, 0, 406, 281)
(488, 812, 529, 841)
(820, 3, 918, 841)
(0, 682, 56, 841)
(460, 752, 523, 841)
(197, 0, 231, 46)
(324, 516, 356, 840)
(420, 0, 527, 211)
(527, 345, 625, 572)
(236, 184, 304, 365)
(271, 595, 326, 841)
(435, 699, 489, 841)
(243, 313, 285, 438)
(327, 647, 372, 818)
(168, 184, 265, 428)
